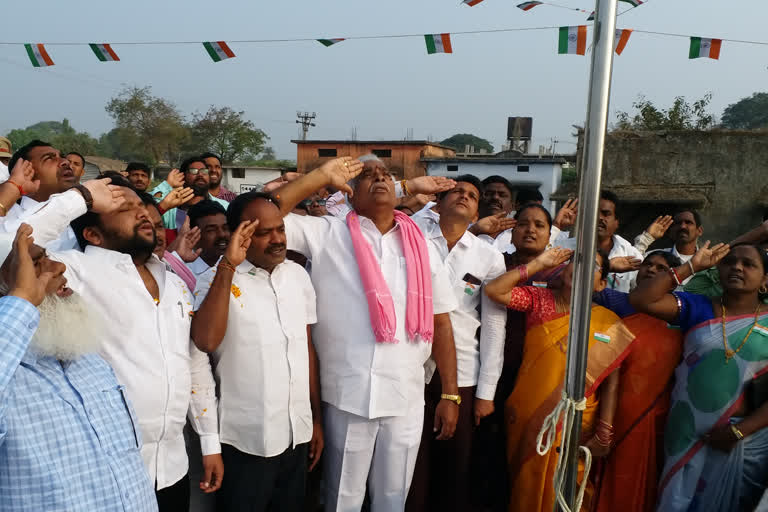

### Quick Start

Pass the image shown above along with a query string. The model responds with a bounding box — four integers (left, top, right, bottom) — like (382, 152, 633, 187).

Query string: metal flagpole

(559, 0, 619, 508)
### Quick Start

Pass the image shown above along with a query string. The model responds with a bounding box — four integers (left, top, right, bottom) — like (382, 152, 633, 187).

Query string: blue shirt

(0, 296, 157, 512)
(593, 288, 637, 319)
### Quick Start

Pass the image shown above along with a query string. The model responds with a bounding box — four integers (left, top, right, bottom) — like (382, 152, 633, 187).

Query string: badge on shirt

(463, 273, 481, 296)
(532, 281, 548, 288)
(594, 332, 611, 344)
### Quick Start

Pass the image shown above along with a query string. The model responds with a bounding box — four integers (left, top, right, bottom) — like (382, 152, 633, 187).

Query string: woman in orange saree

(591, 251, 684, 512)
(485, 247, 636, 512)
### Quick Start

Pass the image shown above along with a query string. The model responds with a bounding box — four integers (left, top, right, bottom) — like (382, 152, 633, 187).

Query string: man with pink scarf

(274, 156, 459, 512)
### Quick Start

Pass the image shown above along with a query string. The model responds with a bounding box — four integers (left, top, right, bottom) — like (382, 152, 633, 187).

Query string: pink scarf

(163, 250, 197, 293)
(346, 210, 433, 343)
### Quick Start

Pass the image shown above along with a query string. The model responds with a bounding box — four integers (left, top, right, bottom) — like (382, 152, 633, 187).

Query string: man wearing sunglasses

(302, 190, 329, 217)
(151, 156, 230, 242)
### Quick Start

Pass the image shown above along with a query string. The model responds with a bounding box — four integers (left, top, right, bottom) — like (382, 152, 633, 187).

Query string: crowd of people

(1, 135, 768, 512)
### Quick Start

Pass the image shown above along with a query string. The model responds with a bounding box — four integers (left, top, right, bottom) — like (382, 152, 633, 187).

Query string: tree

(440, 133, 494, 153)
(721, 92, 768, 130)
(105, 86, 189, 165)
(188, 106, 268, 164)
(260, 146, 276, 160)
(7, 119, 101, 155)
(614, 94, 716, 131)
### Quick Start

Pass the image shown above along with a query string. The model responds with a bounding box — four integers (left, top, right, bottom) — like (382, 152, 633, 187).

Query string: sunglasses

(301, 199, 327, 207)
(187, 168, 209, 175)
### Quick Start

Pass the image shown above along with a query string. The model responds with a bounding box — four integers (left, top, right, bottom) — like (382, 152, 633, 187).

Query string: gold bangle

(400, 179, 411, 197)
(0, 201, 6, 215)
(730, 423, 745, 441)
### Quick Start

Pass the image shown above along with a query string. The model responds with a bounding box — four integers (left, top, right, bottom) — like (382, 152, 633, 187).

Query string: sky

(1, 0, 765, 160)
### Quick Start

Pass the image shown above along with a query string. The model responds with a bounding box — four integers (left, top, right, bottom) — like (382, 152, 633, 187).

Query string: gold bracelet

(730, 423, 745, 441)
(0, 201, 6, 215)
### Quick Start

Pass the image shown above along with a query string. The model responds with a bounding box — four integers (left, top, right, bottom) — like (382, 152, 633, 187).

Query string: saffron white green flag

(24, 43, 54, 67)
(558, 26, 587, 55)
(203, 41, 236, 62)
(424, 34, 453, 54)
(317, 38, 345, 47)
(463, 0, 484, 5)
(619, 0, 643, 6)
(689, 37, 721, 60)
(89, 43, 120, 62)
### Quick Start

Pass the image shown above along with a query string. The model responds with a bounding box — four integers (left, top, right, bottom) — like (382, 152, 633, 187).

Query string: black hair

(226, 191, 281, 232)
(187, 199, 227, 229)
(70, 173, 136, 250)
(179, 156, 206, 174)
(394, 204, 415, 215)
(728, 243, 768, 275)
(516, 188, 544, 204)
(673, 208, 702, 227)
(514, 202, 553, 228)
(597, 248, 610, 281)
(137, 191, 160, 215)
(437, 174, 483, 201)
(199, 152, 222, 165)
(65, 151, 85, 164)
(125, 162, 150, 174)
(481, 175, 514, 197)
(763, 208, 768, 223)
(600, 189, 621, 221)
(7, 139, 53, 171)
(643, 250, 682, 269)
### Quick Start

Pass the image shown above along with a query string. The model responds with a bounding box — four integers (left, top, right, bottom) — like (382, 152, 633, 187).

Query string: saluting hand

(317, 157, 364, 196)
(535, 247, 573, 269)
(691, 241, 730, 272)
(472, 212, 517, 236)
(224, 220, 259, 267)
(553, 198, 578, 230)
(406, 175, 456, 196)
(8, 158, 40, 197)
(83, 178, 127, 214)
(6, 224, 53, 307)
(646, 215, 674, 239)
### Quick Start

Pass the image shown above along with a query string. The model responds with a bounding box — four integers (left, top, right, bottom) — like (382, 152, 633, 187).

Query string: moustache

(266, 243, 286, 253)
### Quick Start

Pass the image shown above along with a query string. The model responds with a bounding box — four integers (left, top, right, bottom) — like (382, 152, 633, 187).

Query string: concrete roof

(422, 156, 567, 164)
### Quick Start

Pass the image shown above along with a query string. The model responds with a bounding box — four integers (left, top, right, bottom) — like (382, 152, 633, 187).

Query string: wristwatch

(72, 184, 94, 211)
(441, 393, 461, 406)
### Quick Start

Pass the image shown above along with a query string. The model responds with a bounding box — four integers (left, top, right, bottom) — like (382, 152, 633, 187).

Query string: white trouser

(323, 401, 424, 512)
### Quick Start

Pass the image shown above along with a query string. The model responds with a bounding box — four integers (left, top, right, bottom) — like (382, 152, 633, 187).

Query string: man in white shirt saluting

(408, 175, 507, 512)
(192, 191, 322, 510)
(14, 173, 223, 512)
(273, 155, 459, 512)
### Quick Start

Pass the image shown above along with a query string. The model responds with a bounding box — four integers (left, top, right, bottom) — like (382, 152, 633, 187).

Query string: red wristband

(6, 180, 24, 196)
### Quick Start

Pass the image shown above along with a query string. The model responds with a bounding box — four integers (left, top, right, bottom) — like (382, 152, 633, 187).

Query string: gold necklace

(721, 298, 761, 363)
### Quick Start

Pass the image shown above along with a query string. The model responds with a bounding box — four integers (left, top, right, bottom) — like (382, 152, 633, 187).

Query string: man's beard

(0, 284, 102, 360)
(104, 224, 157, 262)
(191, 183, 208, 197)
(32, 293, 103, 360)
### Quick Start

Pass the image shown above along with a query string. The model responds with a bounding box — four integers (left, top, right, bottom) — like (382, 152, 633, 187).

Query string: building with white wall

(423, 152, 566, 213)
(221, 165, 284, 194)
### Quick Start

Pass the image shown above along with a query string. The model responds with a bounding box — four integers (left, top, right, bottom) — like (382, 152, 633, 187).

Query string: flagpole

(559, 0, 618, 508)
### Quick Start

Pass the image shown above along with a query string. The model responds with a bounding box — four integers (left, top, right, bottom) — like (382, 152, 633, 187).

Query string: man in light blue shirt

(151, 156, 229, 232)
(0, 225, 157, 512)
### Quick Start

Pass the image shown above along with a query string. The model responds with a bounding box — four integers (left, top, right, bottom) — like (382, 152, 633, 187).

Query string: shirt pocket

(92, 384, 142, 454)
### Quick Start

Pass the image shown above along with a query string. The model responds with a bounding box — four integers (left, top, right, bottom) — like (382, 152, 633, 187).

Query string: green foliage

(614, 94, 716, 131)
(439, 133, 494, 153)
(105, 86, 189, 165)
(721, 92, 768, 130)
(7, 119, 101, 155)
(187, 106, 268, 164)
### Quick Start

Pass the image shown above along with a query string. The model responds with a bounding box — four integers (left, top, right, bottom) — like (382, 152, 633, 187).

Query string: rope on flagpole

(536, 391, 593, 512)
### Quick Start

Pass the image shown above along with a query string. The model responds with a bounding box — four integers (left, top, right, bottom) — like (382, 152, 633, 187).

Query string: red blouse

(507, 286, 565, 329)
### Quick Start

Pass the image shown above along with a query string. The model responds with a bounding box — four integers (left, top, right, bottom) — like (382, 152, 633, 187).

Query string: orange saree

(505, 304, 635, 512)
(593, 314, 682, 512)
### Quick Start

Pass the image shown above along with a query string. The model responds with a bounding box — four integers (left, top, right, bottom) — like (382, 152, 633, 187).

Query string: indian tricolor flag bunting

(689, 37, 721, 60)
(558, 26, 587, 56)
(317, 38, 345, 47)
(203, 41, 236, 62)
(517, 1, 543, 11)
(425, 33, 452, 54)
(463, 0, 485, 5)
(24, 43, 54, 67)
(619, 0, 643, 6)
(615, 29, 632, 55)
(89, 43, 120, 62)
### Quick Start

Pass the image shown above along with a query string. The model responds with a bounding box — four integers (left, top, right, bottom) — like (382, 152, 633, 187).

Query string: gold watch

(441, 393, 461, 405)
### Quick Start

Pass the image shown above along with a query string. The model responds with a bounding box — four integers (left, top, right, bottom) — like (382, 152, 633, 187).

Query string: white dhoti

(323, 401, 424, 512)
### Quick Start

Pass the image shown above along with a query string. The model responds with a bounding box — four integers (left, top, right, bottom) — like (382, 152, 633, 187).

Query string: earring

(760, 285, 768, 295)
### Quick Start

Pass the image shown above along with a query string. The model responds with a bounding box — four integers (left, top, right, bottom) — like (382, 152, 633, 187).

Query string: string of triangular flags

(488, 0, 643, 20)
(18, 29, 726, 67)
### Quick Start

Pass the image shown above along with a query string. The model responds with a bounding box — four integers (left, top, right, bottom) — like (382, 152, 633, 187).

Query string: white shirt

(413, 217, 507, 400)
(1, 195, 79, 251)
(561, 233, 643, 293)
(174, 253, 211, 277)
(193, 260, 317, 458)
(0, 162, 8, 183)
(284, 213, 457, 419)
(22, 190, 220, 490)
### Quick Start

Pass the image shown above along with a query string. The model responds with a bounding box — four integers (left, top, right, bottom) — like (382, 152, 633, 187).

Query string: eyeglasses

(301, 199, 327, 207)
(187, 168, 209, 175)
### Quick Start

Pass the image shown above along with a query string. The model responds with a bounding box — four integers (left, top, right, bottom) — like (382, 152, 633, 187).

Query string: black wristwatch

(72, 184, 94, 211)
